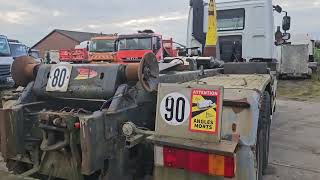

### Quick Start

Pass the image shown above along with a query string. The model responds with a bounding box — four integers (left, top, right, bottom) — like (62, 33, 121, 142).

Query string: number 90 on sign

(46, 65, 72, 92)
(160, 92, 190, 126)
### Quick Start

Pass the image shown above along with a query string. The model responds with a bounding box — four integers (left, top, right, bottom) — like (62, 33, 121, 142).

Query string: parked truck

(116, 31, 177, 63)
(0, 0, 284, 180)
(290, 33, 315, 62)
(59, 48, 89, 63)
(88, 35, 117, 63)
(278, 44, 312, 78)
(8, 40, 28, 58)
(0, 35, 14, 88)
(187, 0, 291, 65)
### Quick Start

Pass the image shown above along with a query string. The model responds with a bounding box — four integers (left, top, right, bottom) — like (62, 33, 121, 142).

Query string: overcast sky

(0, 0, 318, 46)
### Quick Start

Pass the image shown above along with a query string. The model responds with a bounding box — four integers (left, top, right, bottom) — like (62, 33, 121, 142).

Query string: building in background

(31, 29, 105, 58)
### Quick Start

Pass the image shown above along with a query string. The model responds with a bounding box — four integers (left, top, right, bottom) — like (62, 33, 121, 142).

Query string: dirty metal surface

(155, 83, 223, 143)
(199, 74, 271, 92)
(160, 68, 223, 84)
(152, 82, 261, 180)
(280, 44, 309, 75)
(182, 79, 262, 146)
(11, 56, 39, 87)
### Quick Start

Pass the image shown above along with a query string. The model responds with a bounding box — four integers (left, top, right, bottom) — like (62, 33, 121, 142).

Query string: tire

(259, 91, 271, 174)
(256, 128, 264, 180)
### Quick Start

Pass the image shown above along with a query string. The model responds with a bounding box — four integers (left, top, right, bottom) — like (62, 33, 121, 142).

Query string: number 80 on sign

(46, 65, 72, 92)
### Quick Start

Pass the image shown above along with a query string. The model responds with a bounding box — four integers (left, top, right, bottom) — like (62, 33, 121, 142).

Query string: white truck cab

(0, 35, 14, 88)
(187, 0, 290, 63)
(8, 40, 28, 58)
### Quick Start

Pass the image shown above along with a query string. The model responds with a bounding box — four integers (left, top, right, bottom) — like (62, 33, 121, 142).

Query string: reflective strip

(154, 146, 164, 166)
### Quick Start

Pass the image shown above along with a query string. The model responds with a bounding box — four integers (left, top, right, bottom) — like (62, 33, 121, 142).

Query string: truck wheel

(256, 127, 264, 180)
(260, 91, 271, 173)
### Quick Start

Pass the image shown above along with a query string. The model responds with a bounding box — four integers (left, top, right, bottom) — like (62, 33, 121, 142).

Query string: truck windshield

(217, 9, 245, 31)
(0, 37, 11, 57)
(117, 38, 152, 50)
(90, 39, 115, 52)
(9, 43, 28, 58)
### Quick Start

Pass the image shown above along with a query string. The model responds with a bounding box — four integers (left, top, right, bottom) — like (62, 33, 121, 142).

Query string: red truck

(116, 31, 177, 63)
(59, 48, 89, 63)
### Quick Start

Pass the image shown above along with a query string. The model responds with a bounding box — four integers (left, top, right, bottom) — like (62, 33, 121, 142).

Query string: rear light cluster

(163, 146, 235, 178)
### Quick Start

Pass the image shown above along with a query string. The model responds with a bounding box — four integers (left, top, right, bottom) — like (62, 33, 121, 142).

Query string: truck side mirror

(282, 15, 291, 31)
(273, 5, 282, 13)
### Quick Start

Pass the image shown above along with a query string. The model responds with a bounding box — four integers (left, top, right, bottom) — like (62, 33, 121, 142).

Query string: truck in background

(278, 44, 312, 78)
(289, 33, 318, 73)
(59, 35, 118, 64)
(290, 33, 315, 62)
(8, 39, 28, 58)
(187, 0, 291, 65)
(89, 35, 117, 63)
(116, 31, 177, 63)
(59, 41, 89, 63)
(59, 48, 89, 63)
(0, 35, 14, 88)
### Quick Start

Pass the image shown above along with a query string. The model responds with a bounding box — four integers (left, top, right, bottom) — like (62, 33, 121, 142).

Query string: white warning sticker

(160, 92, 190, 126)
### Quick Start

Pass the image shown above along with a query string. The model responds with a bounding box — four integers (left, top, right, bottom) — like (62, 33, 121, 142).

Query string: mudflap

(0, 108, 24, 160)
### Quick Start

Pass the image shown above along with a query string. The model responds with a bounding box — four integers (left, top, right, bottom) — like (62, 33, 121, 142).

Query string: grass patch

(278, 73, 320, 102)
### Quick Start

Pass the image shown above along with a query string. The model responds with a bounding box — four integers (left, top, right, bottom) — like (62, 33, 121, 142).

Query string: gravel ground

(264, 100, 320, 180)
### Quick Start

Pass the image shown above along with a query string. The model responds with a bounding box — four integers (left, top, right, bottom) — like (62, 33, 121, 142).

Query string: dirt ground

(264, 100, 320, 180)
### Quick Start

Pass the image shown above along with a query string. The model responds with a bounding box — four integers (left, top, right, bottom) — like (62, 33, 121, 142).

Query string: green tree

(45, 51, 51, 64)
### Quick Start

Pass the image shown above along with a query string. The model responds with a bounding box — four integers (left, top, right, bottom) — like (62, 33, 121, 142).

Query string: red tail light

(224, 156, 235, 178)
(163, 146, 235, 178)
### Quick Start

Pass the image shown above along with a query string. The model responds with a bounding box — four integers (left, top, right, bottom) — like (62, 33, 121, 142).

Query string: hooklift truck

(0, 1, 277, 180)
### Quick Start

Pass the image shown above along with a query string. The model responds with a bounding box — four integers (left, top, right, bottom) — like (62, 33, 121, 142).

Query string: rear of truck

(279, 44, 312, 78)
(149, 68, 274, 180)
(0, 52, 274, 180)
